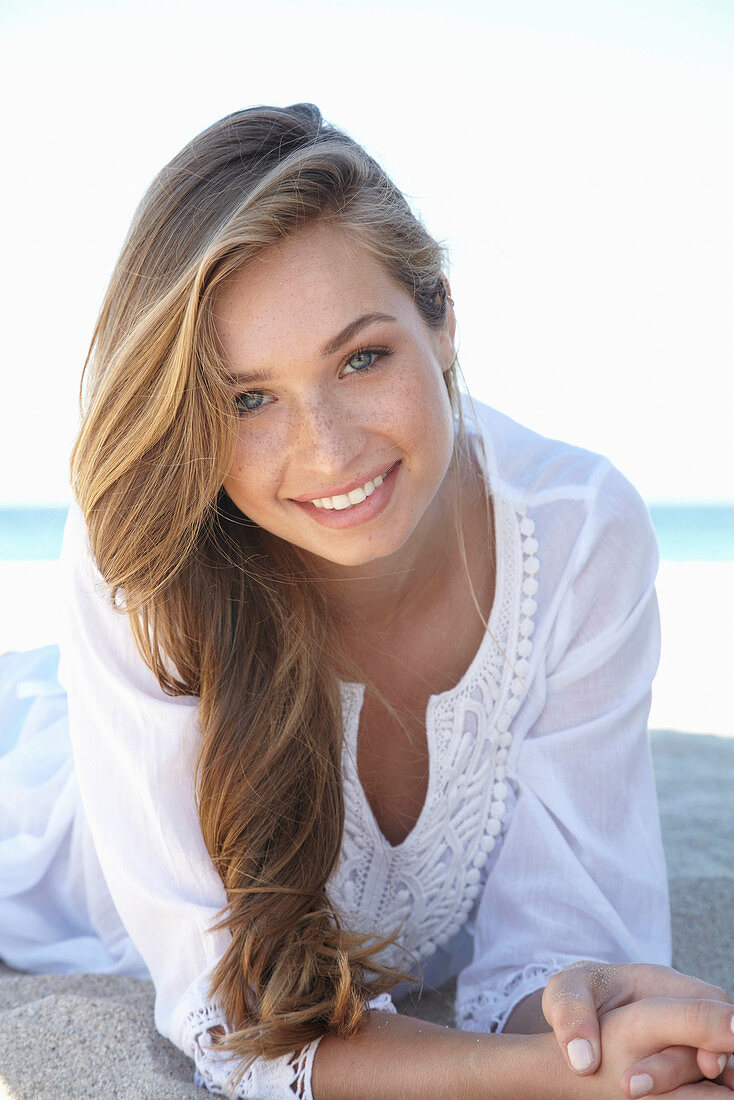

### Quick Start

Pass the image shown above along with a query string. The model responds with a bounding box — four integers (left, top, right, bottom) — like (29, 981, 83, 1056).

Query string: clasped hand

(542, 962, 734, 1097)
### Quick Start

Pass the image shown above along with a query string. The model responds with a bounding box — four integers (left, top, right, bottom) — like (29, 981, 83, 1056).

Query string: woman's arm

(452, 464, 734, 1097)
(311, 1000, 734, 1100)
(58, 502, 315, 1097)
(457, 463, 671, 1037)
(312, 1009, 569, 1100)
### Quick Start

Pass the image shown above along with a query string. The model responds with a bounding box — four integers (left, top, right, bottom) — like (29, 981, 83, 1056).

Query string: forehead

(213, 221, 422, 365)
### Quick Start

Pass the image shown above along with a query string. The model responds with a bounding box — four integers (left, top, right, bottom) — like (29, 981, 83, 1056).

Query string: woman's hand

(542, 961, 734, 1093)
(587, 996, 734, 1098)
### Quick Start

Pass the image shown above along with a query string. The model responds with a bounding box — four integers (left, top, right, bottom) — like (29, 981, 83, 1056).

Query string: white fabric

(0, 400, 671, 1098)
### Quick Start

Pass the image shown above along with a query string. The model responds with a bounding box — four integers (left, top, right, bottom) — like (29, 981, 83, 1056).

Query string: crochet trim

(183, 1003, 321, 1099)
(456, 959, 564, 1033)
(182, 994, 392, 1097)
(331, 498, 540, 971)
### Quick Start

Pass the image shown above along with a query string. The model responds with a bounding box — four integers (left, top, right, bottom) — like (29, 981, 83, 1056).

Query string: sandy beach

(1, 561, 732, 1097)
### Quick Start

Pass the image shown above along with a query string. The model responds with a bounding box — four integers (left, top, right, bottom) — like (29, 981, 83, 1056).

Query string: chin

(305, 529, 411, 569)
(309, 544, 400, 569)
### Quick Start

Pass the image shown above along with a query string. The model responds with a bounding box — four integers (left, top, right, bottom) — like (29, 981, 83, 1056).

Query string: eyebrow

(226, 311, 397, 387)
(319, 311, 397, 356)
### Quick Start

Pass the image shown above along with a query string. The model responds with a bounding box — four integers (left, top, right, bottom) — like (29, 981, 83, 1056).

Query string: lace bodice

(330, 497, 540, 971)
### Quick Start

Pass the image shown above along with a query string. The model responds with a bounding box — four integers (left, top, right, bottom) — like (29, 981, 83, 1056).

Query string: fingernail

(629, 1074, 654, 1099)
(718, 1054, 728, 1073)
(567, 1038, 594, 1071)
(730, 1013, 734, 1034)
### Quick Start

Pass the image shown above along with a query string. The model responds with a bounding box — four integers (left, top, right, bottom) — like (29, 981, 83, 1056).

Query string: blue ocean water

(0, 505, 733, 562)
(648, 505, 734, 562)
(0, 508, 70, 561)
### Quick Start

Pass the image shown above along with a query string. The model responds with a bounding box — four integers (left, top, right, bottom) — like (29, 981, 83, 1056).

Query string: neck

(329, 486, 457, 631)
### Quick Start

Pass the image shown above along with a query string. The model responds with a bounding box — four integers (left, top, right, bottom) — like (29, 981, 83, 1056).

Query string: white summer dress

(0, 399, 672, 1099)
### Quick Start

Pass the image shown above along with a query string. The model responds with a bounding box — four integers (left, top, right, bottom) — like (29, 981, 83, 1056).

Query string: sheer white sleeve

(56, 501, 324, 1098)
(456, 462, 671, 1033)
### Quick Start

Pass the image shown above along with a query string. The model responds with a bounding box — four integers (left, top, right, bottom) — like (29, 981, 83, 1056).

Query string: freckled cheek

(223, 437, 286, 509)
(380, 373, 453, 458)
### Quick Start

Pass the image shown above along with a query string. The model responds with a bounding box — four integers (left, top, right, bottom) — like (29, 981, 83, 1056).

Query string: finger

(697, 1050, 730, 1080)
(541, 967, 601, 1074)
(622, 1045, 705, 1097)
(629, 999, 734, 1058)
(614, 964, 732, 1011)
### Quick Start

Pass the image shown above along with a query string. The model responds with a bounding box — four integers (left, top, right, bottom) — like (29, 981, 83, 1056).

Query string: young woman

(1, 104, 732, 1100)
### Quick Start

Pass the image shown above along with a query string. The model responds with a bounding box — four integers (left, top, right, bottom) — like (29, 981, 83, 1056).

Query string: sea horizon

(0, 503, 732, 562)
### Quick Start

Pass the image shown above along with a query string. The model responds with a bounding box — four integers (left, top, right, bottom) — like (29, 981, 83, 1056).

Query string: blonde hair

(70, 104, 480, 1082)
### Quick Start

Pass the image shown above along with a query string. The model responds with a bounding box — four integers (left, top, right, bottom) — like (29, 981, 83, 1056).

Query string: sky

(1, 0, 732, 504)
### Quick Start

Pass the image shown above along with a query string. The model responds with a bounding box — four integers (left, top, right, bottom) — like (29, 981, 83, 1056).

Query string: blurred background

(0, 0, 732, 732)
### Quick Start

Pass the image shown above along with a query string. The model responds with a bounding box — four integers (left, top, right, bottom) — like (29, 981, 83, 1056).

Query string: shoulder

(59, 501, 197, 704)
(59, 498, 123, 619)
(465, 398, 616, 503)
(60, 498, 101, 583)
(465, 397, 654, 551)
(464, 399, 659, 660)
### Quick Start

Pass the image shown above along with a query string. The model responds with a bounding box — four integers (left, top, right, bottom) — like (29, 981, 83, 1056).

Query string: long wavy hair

(70, 104, 481, 1081)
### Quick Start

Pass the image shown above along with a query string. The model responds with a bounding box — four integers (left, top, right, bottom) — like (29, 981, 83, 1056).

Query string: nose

(291, 395, 362, 480)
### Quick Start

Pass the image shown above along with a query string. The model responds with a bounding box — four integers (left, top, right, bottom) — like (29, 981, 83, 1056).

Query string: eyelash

(234, 345, 393, 417)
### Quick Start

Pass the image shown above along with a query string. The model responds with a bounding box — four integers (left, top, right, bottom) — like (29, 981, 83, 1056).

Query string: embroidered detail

(183, 1004, 321, 1099)
(185, 1003, 236, 1095)
(330, 499, 540, 972)
(285, 1046, 315, 1098)
(456, 960, 563, 1033)
(184, 1002, 230, 1052)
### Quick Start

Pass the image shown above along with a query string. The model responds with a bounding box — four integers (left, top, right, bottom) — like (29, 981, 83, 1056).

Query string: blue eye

(342, 346, 391, 375)
(344, 350, 377, 373)
(235, 391, 269, 415)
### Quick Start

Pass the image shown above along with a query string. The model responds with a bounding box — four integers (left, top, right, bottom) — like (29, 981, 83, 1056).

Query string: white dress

(0, 400, 672, 1099)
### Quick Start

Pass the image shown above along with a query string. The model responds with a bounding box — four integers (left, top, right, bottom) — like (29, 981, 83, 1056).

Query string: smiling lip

(290, 460, 400, 504)
(291, 461, 401, 528)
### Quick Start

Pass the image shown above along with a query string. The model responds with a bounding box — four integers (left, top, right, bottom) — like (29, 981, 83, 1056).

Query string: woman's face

(215, 220, 456, 569)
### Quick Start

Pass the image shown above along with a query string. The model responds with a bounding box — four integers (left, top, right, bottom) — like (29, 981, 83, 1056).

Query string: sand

(1, 562, 732, 1096)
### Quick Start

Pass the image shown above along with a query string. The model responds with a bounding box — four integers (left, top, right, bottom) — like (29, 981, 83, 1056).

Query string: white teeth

(309, 465, 393, 510)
